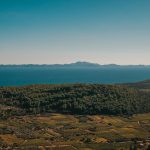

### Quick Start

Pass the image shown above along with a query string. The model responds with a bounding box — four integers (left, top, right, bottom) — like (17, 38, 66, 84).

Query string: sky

(0, 0, 150, 65)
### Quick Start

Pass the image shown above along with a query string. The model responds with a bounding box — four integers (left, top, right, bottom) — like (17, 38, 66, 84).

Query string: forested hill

(0, 83, 150, 119)
(123, 80, 150, 90)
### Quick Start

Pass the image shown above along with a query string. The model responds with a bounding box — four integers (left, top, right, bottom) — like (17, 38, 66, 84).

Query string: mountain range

(0, 61, 150, 68)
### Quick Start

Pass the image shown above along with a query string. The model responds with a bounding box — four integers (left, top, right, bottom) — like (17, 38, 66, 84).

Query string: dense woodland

(0, 82, 150, 119)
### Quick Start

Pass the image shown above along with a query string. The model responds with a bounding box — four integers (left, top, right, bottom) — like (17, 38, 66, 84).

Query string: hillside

(0, 84, 150, 120)
(0, 83, 150, 149)
(124, 80, 150, 90)
(0, 113, 150, 150)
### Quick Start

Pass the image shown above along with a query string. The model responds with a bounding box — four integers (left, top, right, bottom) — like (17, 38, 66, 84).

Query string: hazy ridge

(0, 61, 150, 68)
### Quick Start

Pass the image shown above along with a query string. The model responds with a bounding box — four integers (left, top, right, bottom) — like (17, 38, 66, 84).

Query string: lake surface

(0, 66, 150, 86)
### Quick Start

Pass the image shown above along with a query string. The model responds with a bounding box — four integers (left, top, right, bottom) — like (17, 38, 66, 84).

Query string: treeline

(0, 84, 150, 119)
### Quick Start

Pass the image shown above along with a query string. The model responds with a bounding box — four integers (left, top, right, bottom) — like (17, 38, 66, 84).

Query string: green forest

(1, 83, 150, 119)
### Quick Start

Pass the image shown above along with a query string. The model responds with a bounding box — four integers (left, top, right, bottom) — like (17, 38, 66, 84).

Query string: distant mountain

(65, 61, 100, 67)
(0, 61, 150, 68)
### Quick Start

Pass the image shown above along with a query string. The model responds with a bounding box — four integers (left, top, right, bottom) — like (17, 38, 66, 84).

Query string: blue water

(0, 67, 150, 86)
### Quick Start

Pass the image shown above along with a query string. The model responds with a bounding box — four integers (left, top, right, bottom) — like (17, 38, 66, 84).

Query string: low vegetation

(0, 113, 150, 149)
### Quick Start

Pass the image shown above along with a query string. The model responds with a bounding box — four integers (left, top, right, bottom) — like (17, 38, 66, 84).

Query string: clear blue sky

(0, 0, 150, 64)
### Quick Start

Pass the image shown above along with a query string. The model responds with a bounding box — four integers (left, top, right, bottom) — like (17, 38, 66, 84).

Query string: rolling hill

(0, 81, 150, 149)
(0, 82, 150, 120)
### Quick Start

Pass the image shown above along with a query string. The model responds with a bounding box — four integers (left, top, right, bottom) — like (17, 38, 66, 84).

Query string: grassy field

(0, 113, 150, 150)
